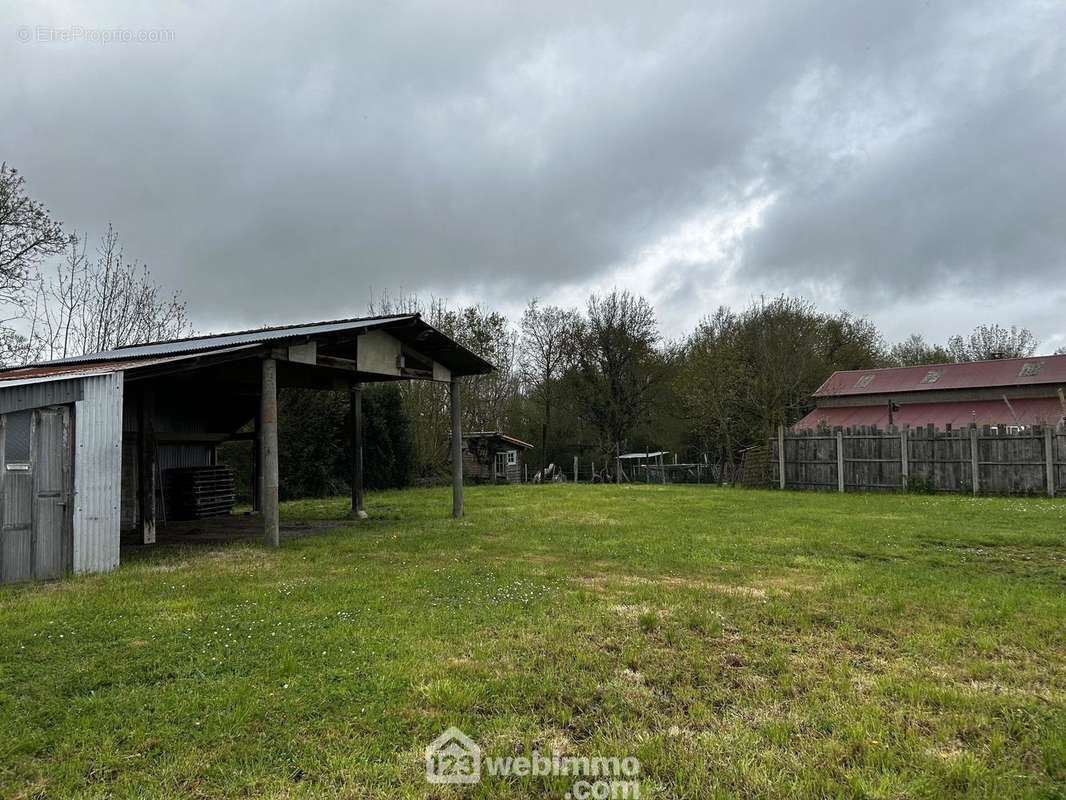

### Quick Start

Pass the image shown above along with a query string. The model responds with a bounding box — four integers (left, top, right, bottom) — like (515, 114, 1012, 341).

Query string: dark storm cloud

(2, 1, 1064, 342)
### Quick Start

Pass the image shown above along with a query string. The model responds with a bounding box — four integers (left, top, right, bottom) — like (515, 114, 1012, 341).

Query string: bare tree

(574, 290, 666, 465)
(0, 163, 70, 364)
(0, 164, 68, 301)
(367, 292, 520, 478)
(31, 225, 191, 360)
(447, 305, 520, 432)
(888, 333, 951, 366)
(946, 324, 1038, 362)
(677, 307, 745, 466)
(520, 299, 579, 474)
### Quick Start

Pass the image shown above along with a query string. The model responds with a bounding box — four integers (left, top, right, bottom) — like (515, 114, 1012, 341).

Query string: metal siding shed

(0, 371, 124, 580)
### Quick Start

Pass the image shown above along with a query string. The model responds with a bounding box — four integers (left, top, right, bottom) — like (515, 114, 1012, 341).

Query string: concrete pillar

(350, 384, 366, 518)
(450, 377, 463, 518)
(261, 358, 280, 546)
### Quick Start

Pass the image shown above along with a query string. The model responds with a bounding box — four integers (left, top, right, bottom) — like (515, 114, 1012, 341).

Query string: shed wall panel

(0, 381, 82, 415)
(159, 444, 214, 472)
(73, 373, 123, 574)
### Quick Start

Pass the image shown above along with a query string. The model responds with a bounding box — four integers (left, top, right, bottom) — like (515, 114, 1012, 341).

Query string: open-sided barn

(0, 315, 492, 584)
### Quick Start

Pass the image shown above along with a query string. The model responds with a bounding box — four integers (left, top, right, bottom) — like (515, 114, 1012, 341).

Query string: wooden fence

(773, 424, 1066, 496)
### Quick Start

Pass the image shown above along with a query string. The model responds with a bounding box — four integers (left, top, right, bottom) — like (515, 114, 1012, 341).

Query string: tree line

(3, 162, 1057, 494)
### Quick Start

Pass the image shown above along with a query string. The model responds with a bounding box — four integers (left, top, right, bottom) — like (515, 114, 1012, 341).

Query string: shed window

(4, 410, 31, 466)
(506, 450, 517, 465)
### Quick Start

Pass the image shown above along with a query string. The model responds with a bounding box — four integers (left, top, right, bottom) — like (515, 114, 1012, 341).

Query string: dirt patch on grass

(544, 510, 621, 527)
(573, 566, 827, 604)
(573, 573, 794, 600)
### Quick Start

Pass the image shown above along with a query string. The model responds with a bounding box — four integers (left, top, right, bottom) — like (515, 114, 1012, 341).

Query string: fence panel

(772, 425, 1065, 496)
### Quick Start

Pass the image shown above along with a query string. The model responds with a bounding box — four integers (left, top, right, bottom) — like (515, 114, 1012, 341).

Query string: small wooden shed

(461, 432, 533, 483)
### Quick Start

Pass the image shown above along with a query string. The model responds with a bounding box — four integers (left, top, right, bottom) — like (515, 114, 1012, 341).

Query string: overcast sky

(4, 1, 1065, 350)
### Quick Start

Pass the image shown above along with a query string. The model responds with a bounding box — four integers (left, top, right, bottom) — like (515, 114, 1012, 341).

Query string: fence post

(900, 428, 909, 490)
(574, 456, 578, 483)
(1045, 426, 1056, 498)
(777, 425, 786, 489)
(836, 429, 845, 493)
(970, 426, 979, 496)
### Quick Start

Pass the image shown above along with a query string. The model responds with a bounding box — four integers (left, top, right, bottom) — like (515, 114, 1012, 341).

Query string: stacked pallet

(166, 466, 236, 519)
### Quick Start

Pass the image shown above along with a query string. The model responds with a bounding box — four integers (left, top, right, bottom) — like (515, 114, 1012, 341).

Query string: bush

(220, 385, 415, 502)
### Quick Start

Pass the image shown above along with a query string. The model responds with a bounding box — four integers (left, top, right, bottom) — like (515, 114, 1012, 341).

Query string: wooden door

(32, 407, 72, 580)
(0, 410, 33, 583)
(0, 406, 73, 584)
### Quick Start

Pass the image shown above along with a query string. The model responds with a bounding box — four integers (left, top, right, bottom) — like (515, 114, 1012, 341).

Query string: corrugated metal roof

(0, 313, 495, 381)
(796, 397, 1066, 430)
(464, 431, 534, 449)
(814, 353, 1066, 397)
(619, 451, 670, 459)
(0, 345, 260, 385)
(40, 314, 415, 364)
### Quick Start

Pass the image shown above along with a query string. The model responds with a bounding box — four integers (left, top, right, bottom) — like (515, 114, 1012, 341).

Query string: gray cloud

(2, 1, 1064, 345)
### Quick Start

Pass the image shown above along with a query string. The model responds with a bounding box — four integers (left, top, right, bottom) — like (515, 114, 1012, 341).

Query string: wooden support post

(252, 402, 261, 512)
(138, 388, 157, 544)
(836, 429, 845, 493)
(350, 384, 366, 518)
(900, 428, 909, 490)
(524, 463, 528, 483)
(777, 425, 786, 489)
(573, 456, 578, 483)
(450, 377, 463, 518)
(1045, 425, 1055, 498)
(261, 358, 280, 546)
(970, 426, 979, 496)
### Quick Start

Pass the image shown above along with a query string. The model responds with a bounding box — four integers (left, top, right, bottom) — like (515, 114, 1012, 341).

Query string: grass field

(1, 485, 1064, 799)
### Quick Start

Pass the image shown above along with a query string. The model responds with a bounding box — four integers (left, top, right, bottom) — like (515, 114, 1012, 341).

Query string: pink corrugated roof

(814, 353, 1066, 397)
(796, 397, 1065, 430)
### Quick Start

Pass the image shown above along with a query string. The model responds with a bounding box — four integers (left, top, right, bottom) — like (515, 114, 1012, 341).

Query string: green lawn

(1, 485, 1064, 799)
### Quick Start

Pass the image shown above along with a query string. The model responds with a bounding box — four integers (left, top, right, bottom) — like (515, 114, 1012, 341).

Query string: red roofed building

(797, 354, 1066, 431)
